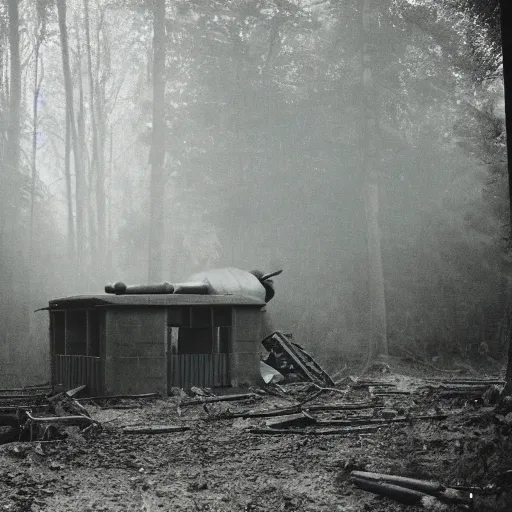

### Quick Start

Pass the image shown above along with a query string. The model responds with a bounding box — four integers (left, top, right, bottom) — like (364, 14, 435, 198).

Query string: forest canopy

(0, 0, 508, 379)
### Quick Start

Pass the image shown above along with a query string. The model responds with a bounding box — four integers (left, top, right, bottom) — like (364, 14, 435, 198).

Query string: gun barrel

(172, 282, 209, 294)
(260, 269, 283, 281)
(105, 282, 174, 295)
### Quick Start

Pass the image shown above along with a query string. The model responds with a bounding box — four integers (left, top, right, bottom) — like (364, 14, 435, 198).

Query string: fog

(0, 0, 508, 383)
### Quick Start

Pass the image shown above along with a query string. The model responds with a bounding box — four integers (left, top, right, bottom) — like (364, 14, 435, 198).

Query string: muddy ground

(1, 364, 512, 511)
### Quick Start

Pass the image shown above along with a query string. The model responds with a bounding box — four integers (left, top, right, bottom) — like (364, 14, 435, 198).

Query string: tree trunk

(75, 20, 97, 269)
(64, 105, 75, 263)
(28, 13, 46, 330)
(360, 0, 388, 358)
(1, 0, 21, 341)
(364, 183, 388, 357)
(84, 0, 106, 271)
(3, 0, 21, 230)
(75, 19, 95, 272)
(57, 0, 85, 283)
(500, 0, 512, 394)
(148, 0, 166, 282)
(29, 39, 41, 269)
(107, 129, 113, 274)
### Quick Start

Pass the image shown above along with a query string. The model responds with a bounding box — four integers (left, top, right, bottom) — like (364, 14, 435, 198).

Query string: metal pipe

(105, 282, 174, 295)
(24, 410, 96, 425)
(172, 282, 209, 294)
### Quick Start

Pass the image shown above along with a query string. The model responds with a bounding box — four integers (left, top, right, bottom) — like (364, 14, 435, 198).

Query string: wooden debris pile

(421, 378, 504, 404)
(0, 384, 102, 443)
(218, 377, 449, 436)
(0, 385, 165, 443)
(261, 331, 334, 386)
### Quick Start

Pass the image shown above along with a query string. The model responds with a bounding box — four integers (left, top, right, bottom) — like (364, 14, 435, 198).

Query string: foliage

(0, 0, 509, 380)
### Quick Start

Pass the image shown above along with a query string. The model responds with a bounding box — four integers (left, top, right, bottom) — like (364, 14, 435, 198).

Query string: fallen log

(0, 393, 47, 401)
(180, 393, 257, 406)
(351, 471, 445, 494)
(351, 476, 429, 505)
(121, 425, 190, 434)
(248, 425, 381, 435)
(372, 390, 411, 395)
(0, 385, 51, 393)
(228, 406, 301, 419)
(76, 393, 159, 402)
(103, 404, 142, 410)
(312, 414, 447, 427)
(440, 379, 504, 385)
(307, 402, 380, 412)
(218, 402, 381, 420)
(265, 411, 317, 429)
(438, 390, 484, 399)
(351, 471, 472, 506)
(427, 384, 491, 391)
(352, 382, 396, 388)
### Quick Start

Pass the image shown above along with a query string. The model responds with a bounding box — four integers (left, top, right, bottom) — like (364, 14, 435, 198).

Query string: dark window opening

(213, 307, 232, 327)
(88, 309, 101, 357)
(178, 327, 213, 354)
(52, 312, 65, 355)
(168, 307, 187, 327)
(66, 310, 87, 356)
(190, 306, 212, 328)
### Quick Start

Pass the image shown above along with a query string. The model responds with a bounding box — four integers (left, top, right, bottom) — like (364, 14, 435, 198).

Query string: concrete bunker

(47, 268, 279, 395)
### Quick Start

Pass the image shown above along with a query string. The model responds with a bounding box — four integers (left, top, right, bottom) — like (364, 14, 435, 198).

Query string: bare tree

(28, 1, 48, 322)
(57, 0, 85, 279)
(84, 0, 105, 269)
(3, 0, 21, 232)
(500, 0, 512, 394)
(75, 14, 97, 268)
(64, 100, 76, 263)
(0, 0, 22, 341)
(361, 0, 388, 358)
(95, 14, 109, 274)
(148, 0, 166, 282)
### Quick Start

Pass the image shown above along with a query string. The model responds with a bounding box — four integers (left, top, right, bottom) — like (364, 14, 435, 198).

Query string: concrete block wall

(104, 308, 168, 395)
(230, 307, 264, 387)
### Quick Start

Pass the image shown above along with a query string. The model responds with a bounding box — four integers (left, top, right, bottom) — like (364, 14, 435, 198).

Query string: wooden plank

(0, 393, 47, 400)
(77, 393, 159, 401)
(181, 393, 257, 406)
(249, 426, 381, 435)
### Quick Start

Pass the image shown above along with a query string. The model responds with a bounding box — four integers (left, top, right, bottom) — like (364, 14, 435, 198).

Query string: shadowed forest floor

(1, 364, 511, 511)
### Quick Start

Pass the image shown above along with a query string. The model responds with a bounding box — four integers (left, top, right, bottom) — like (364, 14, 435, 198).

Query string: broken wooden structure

(0, 385, 100, 443)
(261, 331, 334, 386)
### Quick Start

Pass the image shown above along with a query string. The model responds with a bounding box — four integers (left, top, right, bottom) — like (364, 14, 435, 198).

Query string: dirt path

(1, 373, 510, 511)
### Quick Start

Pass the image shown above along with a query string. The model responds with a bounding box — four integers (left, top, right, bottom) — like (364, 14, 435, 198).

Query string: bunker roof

(48, 294, 265, 310)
